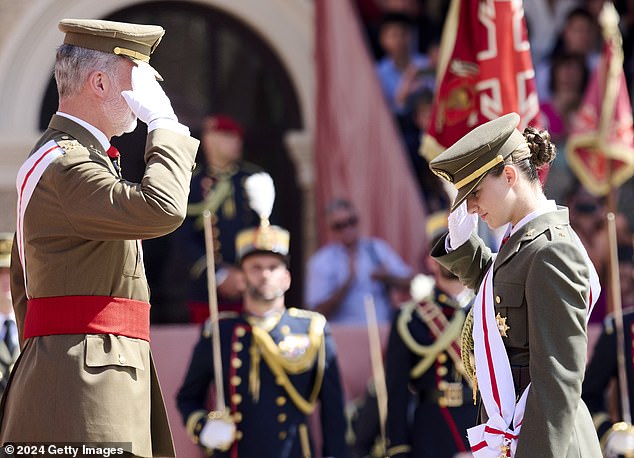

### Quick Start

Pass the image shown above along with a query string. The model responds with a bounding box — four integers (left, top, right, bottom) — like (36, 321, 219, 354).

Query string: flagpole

(203, 210, 227, 413)
(607, 212, 631, 423)
(364, 294, 388, 453)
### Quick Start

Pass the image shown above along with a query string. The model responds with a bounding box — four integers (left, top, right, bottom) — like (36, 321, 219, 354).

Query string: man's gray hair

(54, 44, 122, 99)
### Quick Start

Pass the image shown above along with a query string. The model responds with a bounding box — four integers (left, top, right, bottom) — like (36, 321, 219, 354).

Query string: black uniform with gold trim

(384, 285, 476, 457)
(184, 161, 263, 305)
(0, 233, 17, 396)
(582, 305, 634, 444)
(176, 308, 349, 457)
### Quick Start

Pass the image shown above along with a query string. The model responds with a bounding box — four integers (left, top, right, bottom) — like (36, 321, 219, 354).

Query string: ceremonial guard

(583, 306, 634, 447)
(429, 113, 602, 457)
(385, 214, 476, 458)
(176, 174, 349, 457)
(183, 115, 264, 321)
(0, 234, 18, 396)
(0, 19, 199, 457)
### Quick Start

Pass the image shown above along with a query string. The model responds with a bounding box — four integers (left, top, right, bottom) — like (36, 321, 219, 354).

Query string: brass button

(231, 376, 241, 386)
(232, 358, 242, 368)
(276, 396, 286, 406)
(495, 295, 501, 304)
(437, 366, 448, 376)
(118, 354, 126, 365)
(232, 393, 242, 405)
(277, 413, 287, 423)
(232, 342, 243, 352)
(278, 431, 287, 440)
(437, 353, 447, 364)
(438, 381, 448, 390)
(438, 396, 447, 408)
(236, 430, 243, 440)
(235, 327, 246, 337)
(438, 293, 448, 303)
(280, 325, 290, 335)
(233, 412, 243, 423)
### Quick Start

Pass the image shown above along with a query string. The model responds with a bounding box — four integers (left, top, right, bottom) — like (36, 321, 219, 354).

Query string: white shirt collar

(56, 112, 110, 151)
(506, 199, 558, 237)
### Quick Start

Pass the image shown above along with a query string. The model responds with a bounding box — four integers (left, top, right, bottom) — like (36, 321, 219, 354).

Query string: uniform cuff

(186, 409, 208, 440)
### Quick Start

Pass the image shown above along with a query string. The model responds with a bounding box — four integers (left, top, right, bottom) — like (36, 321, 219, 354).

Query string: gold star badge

(495, 313, 510, 337)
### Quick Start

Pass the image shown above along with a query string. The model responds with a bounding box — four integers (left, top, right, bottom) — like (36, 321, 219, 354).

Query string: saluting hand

(448, 201, 478, 250)
(121, 62, 183, 133)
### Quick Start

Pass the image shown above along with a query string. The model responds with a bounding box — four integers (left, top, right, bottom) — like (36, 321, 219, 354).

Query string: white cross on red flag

(421, 0, 542, 173)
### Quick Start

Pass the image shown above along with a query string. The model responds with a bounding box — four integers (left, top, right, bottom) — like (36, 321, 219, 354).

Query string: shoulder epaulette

(56, 139, 81, 153)
(202, 311, 240, 337)
(287, 307, 322, 320)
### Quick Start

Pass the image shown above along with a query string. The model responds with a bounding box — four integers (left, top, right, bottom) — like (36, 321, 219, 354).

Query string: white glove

(447, 201, 477, 250)
(198, 412, 236, 451)
(121, 62, 188, 134)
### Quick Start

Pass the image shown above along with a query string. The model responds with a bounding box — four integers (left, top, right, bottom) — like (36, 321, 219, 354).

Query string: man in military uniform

(384, 213, 476, 458)
(183, 115, 265, 322)
(0, 19, 199, 457)
(176, 222, 349, 457)
(0, 234, 18, 395)
(582, 243, 634, 447)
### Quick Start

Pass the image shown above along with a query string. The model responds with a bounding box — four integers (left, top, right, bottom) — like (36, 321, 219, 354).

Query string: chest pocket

(494, 281, 527, 347)
(123, 240, 142, 278)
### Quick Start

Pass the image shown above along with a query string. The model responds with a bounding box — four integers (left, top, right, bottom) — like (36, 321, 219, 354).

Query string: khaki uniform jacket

(431, 208, 601, 458)
(0, 115, 199, 458)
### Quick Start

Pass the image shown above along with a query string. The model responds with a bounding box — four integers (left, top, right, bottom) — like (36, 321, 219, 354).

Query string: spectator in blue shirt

(304, 198, 413, 324)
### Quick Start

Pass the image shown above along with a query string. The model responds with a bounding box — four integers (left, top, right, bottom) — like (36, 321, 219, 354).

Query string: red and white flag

(566, 4, 634, 196)
(421, 0, 541, 165)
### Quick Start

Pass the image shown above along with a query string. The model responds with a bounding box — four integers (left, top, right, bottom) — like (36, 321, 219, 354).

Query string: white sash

(467, 231, 600, 457)
(15, 140, 64, 297)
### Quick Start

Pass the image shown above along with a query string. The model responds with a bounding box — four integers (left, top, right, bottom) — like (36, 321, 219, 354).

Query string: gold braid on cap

(454, 155, 504, 189)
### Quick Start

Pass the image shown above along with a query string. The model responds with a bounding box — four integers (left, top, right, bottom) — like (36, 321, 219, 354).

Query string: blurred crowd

(145, 0, 634, 331)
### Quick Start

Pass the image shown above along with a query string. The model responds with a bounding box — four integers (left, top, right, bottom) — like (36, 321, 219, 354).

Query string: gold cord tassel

(249, 341, 261, 402)
(461, 307, 478, 404)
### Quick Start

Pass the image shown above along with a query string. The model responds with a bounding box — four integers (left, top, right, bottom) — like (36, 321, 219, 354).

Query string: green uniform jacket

(0, 115, 199, 458)
(431, 208, 601, 458)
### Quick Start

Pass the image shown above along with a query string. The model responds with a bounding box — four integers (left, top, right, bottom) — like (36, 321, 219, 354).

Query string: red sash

(24, 296, 150, 341)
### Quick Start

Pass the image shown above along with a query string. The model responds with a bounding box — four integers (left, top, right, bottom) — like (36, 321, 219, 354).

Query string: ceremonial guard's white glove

(121, 62, 189, 135)
(198, 411, 236, 451)
(447, 201, 478, 250)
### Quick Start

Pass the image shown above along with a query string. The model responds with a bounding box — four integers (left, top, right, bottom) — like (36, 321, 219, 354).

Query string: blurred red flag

(421, 0, 541, 170)
(314, 0, 427, 269)
(566, 4, 634, 196)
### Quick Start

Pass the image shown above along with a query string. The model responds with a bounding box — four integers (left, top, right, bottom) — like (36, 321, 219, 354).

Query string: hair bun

(523, 126, 557, 168)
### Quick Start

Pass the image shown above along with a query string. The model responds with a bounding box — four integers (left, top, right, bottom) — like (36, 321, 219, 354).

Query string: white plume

(244, 172, 276, 221)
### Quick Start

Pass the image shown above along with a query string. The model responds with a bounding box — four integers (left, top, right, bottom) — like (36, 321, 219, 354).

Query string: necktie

(3, 319, 16, 355)
(501, 235, 510, 246)
(107, 145, 122, 177)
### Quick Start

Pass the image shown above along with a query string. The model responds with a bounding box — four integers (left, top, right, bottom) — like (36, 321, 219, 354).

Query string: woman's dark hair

(490, 127, 557, 182)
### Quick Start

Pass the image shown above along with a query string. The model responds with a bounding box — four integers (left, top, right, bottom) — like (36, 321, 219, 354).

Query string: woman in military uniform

(429, 113, 601, 457)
